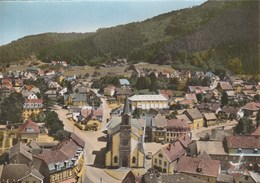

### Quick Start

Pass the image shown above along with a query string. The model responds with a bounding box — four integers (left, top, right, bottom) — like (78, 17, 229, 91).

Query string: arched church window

(114, 156, 118, 163)
(132, 157, 136, 164)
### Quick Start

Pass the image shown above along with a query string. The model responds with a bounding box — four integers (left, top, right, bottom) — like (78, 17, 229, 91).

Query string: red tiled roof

(58, 139, 79, 159)
(175, 156, 220, 178)
(167, 119, 190, 129)
(81, 108, 103, 118)
(19, 119, 40, 134)
(242, 102, 260, 111)
(161, 141, 186, 162)
(25, 99, 43, 104)
(36, 149, 69, 164)
(226, 136, 260, 149)
(219, 81, 233, 90)
(178, 134, 192, 148)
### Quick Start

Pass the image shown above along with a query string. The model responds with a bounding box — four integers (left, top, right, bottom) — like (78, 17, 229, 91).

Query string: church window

(155, 158, 157, 163)
(114, 156, 118, 163)
(132, 157, 136, 164)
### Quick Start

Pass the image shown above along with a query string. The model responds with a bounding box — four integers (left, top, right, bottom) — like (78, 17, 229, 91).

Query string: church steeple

(121, 96, 131, 125)
(123, 96, 131, 116)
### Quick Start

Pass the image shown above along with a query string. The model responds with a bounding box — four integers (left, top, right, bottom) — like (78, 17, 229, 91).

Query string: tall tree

(234, 117, 254, 135)
(221, 91, 228, 106)
(0, 92, 24, 123)
(135, 77, 151, 90)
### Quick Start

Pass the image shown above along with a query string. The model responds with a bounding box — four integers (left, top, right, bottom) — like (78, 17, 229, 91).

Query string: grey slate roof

(0, 164, 44, 181)
(9, 142, 32, 161)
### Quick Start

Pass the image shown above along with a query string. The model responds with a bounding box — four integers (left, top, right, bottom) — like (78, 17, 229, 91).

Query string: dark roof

(175, 155, 220, 178)
(122, 170, 141, 183)
(122, 96, 131, 116)
(226, 136, 260, 149)
(184, 108, 203, 120)
(0, 164, 44, 181)
(9, 142, 32, 161)
(142, 172, 207, 183)
(70, 133, 85, 147)
(58, 139, 79, 159)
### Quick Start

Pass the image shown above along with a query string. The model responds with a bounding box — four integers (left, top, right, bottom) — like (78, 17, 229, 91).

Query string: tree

(202, 76, 211, 86)
(256, 110, 260, 127)
(234, 117, 255, 135)
(0, 92, 24, 123)
(253, 94, 260, 102)
(132, 108, 143, 119)
(227, 58, 244, 74)
(221, 91, 228, 106)
(45, 111, 64, 136)
(189, 78, 202, 86)
(196, 93, 204, 102)
(135, 77, 151, 90)
(54, 130, 71, 141)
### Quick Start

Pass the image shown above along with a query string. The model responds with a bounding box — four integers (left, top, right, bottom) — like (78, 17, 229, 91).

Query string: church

(105, 98, 145, 168)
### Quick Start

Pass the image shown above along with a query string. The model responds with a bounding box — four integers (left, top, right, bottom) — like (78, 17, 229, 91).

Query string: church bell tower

(119, 97, 131, 167)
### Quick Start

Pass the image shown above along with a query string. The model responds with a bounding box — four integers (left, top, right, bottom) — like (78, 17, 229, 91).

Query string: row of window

(24, 104, 43, 108)
(51, 170, 73, 182)
(154, 158, 167, 167)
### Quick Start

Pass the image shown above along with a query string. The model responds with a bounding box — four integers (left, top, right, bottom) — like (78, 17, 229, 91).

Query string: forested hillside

(0, 0, 258, 74)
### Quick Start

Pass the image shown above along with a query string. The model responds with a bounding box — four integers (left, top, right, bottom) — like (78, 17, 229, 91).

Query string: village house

(64, 93, 87, 106)
(218, 81, 233, 92)
(104, 85, 116, 97)
(175, 152, 221, 183)
(44, 90, 57, 98)
(223, 135, 260, 170)
(152, 135, 192, 173)
(18, 119, 40, 143)
(242, 102, 260, 117)
(115, 87, 132, 103)
(33, 133, 85, 183)
(23, 98, 43, 119)
(183, 108, 204, 129)
(151, 114, 167, 143)
(0, 164, 44, 183)
(128, 94, 169, 110)
(166, 119, 191, 142)
(218, 106, 244, 120)
(74, 107, 103, 131)
(203, 112, 218, 127)
(9, 142, 34, 164)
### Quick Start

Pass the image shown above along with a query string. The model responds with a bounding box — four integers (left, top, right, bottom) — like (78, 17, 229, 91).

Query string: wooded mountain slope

(0, 0, 258, 74)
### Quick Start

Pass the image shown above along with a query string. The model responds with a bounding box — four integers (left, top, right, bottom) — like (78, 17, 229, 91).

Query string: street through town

(54, 97, 121, 183)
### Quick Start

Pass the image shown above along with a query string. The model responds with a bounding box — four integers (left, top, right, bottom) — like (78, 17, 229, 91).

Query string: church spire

(122, 96, 131, 116)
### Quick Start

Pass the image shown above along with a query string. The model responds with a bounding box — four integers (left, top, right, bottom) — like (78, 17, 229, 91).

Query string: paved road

(192, 120, 238, 140)
(54, 99, 120, 183)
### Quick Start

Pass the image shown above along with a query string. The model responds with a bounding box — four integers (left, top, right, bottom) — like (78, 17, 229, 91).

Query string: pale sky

(0, 0, 206, 46)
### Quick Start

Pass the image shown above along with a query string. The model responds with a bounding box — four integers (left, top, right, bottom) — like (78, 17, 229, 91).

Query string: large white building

(128, 94, 169, 110)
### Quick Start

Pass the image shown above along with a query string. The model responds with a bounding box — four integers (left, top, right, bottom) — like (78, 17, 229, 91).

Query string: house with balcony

(23, 99, 43, 119)
(33, 133, 85, 183)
